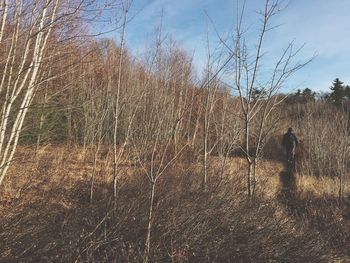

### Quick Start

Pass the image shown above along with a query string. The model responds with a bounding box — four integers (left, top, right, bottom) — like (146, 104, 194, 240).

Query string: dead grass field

(1, 145, 350, 262)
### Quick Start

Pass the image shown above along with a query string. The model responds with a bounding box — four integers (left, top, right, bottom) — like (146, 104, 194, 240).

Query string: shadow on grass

(278, 164, 298, 212)
(278, 162, 350, 259)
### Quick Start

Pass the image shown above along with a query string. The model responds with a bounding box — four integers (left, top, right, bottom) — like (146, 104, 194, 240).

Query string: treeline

(285, 78, 350, 106)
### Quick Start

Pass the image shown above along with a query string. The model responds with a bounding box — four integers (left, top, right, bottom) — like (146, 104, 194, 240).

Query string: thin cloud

(121, 0, 350, 91)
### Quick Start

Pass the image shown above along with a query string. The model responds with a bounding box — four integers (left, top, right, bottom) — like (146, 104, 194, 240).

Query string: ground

(0, 145, 349, 262)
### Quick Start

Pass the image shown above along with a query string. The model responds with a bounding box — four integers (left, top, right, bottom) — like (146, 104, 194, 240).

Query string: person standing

(282, 127, 298, 165)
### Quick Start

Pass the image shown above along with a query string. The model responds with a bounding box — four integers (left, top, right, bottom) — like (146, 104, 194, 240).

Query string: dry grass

(296, 174, 344, 198)
(0, 145, 350, 262)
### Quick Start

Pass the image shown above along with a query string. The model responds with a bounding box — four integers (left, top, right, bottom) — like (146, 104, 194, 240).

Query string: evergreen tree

(286, 88, 315, 104)
(345, 85, 350, 100)
(329, 78, 345, 106)
(302, 88, 316, 102)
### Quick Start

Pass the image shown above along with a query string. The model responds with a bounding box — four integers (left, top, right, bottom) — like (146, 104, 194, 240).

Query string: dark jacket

(282, 131, 298, 150)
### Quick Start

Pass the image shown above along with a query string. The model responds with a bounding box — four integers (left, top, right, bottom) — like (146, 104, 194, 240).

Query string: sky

(102, 0, 350, 93)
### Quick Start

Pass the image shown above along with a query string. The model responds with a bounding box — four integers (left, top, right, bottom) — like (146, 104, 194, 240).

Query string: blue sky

(104, 0, 350, 93)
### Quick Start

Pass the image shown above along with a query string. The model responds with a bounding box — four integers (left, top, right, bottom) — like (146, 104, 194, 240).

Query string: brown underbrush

(0, 145, 349, 262)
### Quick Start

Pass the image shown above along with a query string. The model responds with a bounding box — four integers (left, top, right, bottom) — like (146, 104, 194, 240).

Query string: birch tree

(0, 0, 102, 187)
(0, 0, 61, 186)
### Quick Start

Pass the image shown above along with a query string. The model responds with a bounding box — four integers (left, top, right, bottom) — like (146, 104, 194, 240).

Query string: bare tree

(226, 0, 312, 197)
(0, 0, 61, 186)
(81, 54, 109, 204)
(132, 96, 188, 262)
(112, 0, 133, 203)
(127, 26, 194, 262)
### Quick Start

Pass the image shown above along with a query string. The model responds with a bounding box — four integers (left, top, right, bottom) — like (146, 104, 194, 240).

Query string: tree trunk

(247, 162, 253, 197)
(339, 172, 344, 202)
(90, 145, 99, 204)
(144, 181, 156, 263)
(252, 159, 257, 197)
(36, 88, 48, 151)
(113, 4, 128, 204)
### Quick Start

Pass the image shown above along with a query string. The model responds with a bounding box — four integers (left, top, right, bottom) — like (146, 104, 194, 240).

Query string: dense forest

(1, 0, 349, 262)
